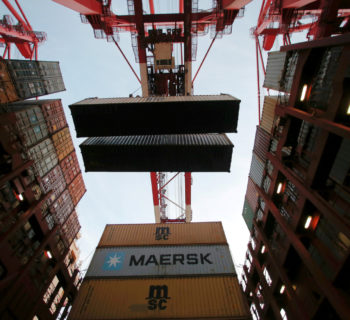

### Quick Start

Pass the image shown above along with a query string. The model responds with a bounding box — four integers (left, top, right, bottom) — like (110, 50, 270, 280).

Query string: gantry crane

(253, 0, 350, 122)
(0, 0, 46, 59)
(53, 0, 250, 223)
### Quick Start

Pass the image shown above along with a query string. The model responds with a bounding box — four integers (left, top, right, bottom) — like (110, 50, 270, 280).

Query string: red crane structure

(0, 0, 46, 59)
(53, 0, 250, 223)
(253, 0, 350, 123)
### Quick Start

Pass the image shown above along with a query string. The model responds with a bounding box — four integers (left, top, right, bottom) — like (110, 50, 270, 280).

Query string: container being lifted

(80, 134, 233, 172)
(69, 94, 240, 137)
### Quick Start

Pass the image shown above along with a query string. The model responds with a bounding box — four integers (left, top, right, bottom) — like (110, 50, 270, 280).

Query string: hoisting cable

(113, 38, 141, 84)
(192, 32, 218, 85)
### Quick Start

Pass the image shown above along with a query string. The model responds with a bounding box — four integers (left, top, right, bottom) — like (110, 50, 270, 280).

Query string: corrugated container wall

(245, 177, 259, 211)
(40, 165, 66, 204)
(60, 151, 80, 185)
(41, 100, 67, 134)
(263, 51, 288, 91)
(52, 128, 74, 161)
(329, 137, 350, 185)
(0, 60, 18, 104)
(61, 211, 81, 247)
(260, 96, 278, 134)
(49, 189, 74, 225)
(28, 138, 58, 177)
(80, 134, 233, 172)
(253, 126, 271, 162)
(69, 94, 240, 136)
(248, 153, 265, 188)
(98, 222, 227, 247)
(68, 173, 86, 206)
(242, 199, 255, 232)
(69, 277, 250, 320)
(86, 246, 236, 278)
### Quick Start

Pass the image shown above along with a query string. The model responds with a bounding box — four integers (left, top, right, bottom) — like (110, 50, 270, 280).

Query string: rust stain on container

(98, 222, 227, 247)
(68, 276, 250, 319)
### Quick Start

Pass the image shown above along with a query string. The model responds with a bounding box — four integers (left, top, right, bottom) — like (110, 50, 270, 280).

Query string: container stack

(69, 222, 250, 319)
(69, 95, 240, 173)
(242, 96, 278, 231)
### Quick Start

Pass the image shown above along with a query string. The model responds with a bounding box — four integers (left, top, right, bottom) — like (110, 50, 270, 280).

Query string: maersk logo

(103, 252, 125, 271)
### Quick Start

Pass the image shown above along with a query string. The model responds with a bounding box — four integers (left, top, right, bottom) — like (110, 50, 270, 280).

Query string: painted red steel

(60, 151, 80, 185)
(185, 172, 191, 206)
(1, 0, 45, 59)
(68, 173, 86, 206)
(253, 125, 271, 162)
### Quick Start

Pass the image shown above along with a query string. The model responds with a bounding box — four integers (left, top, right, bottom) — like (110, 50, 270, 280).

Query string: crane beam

(52, 0, 102, 15)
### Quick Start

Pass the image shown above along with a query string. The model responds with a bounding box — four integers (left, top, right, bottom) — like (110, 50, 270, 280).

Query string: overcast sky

(1, 0, 272, 275)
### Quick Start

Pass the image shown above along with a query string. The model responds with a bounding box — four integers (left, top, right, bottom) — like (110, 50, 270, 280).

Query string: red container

(68, 173, 86, 206)
(61, 211, 81, 247)
(60, 151, 80, 185)
(40, 99, 67, 134)
(253, 126, 270, 162)
(40, 165, 66, 205)
(245, 177, 258, 211)
(49, 189, 74, 225)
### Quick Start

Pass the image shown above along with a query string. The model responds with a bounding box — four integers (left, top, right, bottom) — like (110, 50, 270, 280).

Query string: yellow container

(98, 222, 227, 247)
(52, 127, 74, 161)
(69, 276, 250, 319)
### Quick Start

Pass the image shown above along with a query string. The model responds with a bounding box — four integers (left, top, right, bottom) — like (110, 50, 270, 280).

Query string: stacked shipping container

(0, 59, 65, 104)
(1, 99, 86, 247)
(69, 222, 250, 319)
(242, 96, 278, 231)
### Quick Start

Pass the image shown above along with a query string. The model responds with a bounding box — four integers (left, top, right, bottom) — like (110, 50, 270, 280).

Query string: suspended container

(69, 95, 240, 137)
(68, 276, 250, 319)
(98, 222, 227, 247)
(85, 245, 236, 278)
(80, 134, 233, 172)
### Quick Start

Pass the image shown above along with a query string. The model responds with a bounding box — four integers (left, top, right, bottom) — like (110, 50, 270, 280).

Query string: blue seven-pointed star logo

(103, 252, 125, 271)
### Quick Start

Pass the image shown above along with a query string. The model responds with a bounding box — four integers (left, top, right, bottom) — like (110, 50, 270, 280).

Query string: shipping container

(260, 96, 278, 134)
(2, 59, 65, 102)
(249, 153, 265, 188)
(52, 128, 74, 161)
(98, 222, 227, 247)
(253, 126, 270, 162)
(61, 210, 81, 247)
(49, 189, 74, 225)
(60, 151, 80, 184)
(40, 99, 67, 134)
(0, 60, 18, 104)
(68, 173, 86, 206)
(40, 165, 66, 204)
(27, 138, 58, 177)
(245, 177, 258, 212)
(69, 276, 250, 319)
(329, 137, 350, 185)
(242, 199, 254, 232)
(69, 94, 240, 137)
(263, 51, 298, 92)
(80, 134, 233, 172)
(86, 245, 235, 278)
